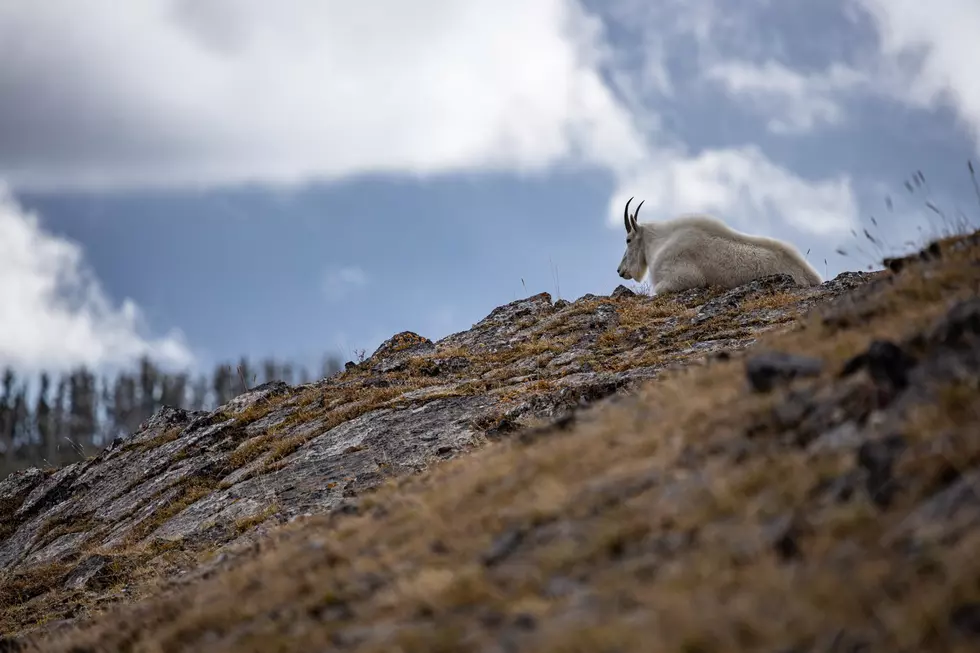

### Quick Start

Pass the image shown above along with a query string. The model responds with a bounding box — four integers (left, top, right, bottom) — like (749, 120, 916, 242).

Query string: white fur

(617, 213, 822, 293)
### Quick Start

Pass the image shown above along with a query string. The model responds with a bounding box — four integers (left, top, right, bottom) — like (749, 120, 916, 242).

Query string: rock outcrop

(3, 230, 979, 653)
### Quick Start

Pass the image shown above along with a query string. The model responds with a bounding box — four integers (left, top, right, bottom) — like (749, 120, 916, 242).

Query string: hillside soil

(2, 231, 979, 652)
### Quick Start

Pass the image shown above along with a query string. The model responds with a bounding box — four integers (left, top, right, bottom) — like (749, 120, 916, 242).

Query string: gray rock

(23, 531, 91, 567)
(15, 463, 85, 518)
(691, 274, 798, 325)
(0, 268, 876, 631)
(885, 470, 980, 547)
(856, 433, 906, 509)
(840, 339, 917, 391)
(1, 468, 48, 519)
(63, 554, 111, 590)
(746, 351, 824, 392)
(611, 284, 636, 299)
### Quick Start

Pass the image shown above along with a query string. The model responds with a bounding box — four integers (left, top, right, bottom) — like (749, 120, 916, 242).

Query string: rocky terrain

(2, 229, 979, 652)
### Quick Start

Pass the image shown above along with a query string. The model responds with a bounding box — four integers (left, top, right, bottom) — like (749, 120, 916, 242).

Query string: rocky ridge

(6, 230, 980, 652)
(0, 268, 876, 639)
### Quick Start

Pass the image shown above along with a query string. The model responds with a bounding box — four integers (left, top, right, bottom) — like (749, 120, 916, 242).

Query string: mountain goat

(616, 197, 822, 293)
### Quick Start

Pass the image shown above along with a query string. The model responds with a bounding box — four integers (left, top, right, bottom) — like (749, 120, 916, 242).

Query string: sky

(1, 0, 979, 380)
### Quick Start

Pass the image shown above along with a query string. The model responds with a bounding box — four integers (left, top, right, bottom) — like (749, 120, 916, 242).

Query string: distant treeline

(0, 355, 343, 478)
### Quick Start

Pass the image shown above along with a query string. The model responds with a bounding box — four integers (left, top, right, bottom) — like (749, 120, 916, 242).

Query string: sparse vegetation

(31, 513, 98, 552)
(0, 563, 71, 612)
(124, 426, 184, 453)
(122, 477, 221, 547)
(836, 163, 980, 274)
(234, 504, 280, 535)
(3, 216, 980, 652)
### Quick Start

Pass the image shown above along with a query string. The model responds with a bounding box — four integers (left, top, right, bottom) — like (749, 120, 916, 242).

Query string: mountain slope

(4, 231, 980, 652)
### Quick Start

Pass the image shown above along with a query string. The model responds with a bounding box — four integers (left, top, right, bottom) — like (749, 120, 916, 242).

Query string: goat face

(617, 197, 647, 281)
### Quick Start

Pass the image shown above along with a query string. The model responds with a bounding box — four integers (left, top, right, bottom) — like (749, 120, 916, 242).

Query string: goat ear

(629, 214, 638, 232)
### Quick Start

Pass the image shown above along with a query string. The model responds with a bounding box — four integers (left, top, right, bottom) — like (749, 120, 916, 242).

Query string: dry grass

(224, 431, 279, 471)
(31, 514, 98, 553)
(480, 337, 575, 368)
(218, 380, 450, 480)
(494, 379, 556, 404)
(0, 563, 72, 613)
(16, 232, 979, 652)
(0, 538, 194, 636)
(739, 289, 809, 313)
(122, 478, 221, 547)
(234, 504, 280, 535)
(233, 397, 287, 425)
(125, 426, 184, 453)
(432, 344, 470, 358)
(617, 295, 692, 325)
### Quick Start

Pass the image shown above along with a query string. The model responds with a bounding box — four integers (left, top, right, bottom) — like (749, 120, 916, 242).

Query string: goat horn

(631, 199, 644, 230)
(624, 196, 634, 232)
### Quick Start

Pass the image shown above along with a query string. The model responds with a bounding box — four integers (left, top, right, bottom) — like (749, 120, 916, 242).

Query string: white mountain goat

(616, 197, 822, 293)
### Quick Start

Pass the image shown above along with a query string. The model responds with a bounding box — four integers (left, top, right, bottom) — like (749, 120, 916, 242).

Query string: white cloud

(705, 60, 868, 134)
(852, 0, 980, 150)
(0, 185, 194, 373)
(608, 146, 859, 238)
(0, 0, 903, 251)
(0, 0, 647, 192)
(614, 0, 980, 150)
(322, 266, 368, 302)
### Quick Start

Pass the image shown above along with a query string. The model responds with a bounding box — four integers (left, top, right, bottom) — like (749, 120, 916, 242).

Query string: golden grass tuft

(31, 514, 98, 553)
(0, 562, 72, 612)
(234, 504, 280, 535)
(123, 425, 184, 453)
(122, 478, 220, 547)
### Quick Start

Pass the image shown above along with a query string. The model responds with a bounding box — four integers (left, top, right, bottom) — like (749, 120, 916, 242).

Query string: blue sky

(1, 0, 979, 378)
